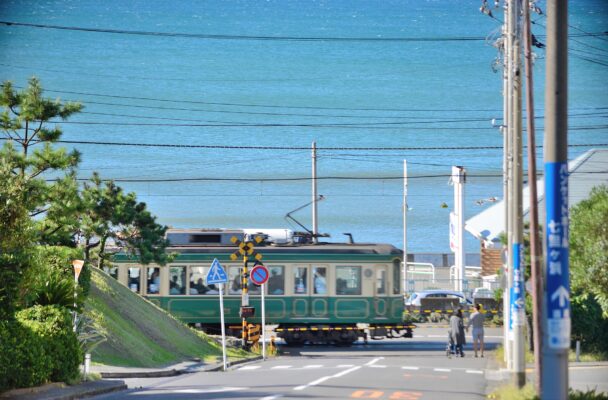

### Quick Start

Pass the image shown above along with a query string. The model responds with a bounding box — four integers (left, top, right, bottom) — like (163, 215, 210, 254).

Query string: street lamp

(72, 260, 84, 332)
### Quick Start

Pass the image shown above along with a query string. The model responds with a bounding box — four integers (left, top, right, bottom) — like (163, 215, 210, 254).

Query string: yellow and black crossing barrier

(404, 309, 502, 316)
(274, 324, 416, 333)
(247, 323, 261, 345)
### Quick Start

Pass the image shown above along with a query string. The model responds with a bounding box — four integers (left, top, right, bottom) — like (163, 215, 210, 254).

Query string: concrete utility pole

(403, 160, 408, 294)
(452, 166, 466, 293)
(312, 141, 319, 243)
(508, 0, 526, 387)
(542, 1, 570, 398)
(502, 0, 512, 368)
(523, 0, 544, 392)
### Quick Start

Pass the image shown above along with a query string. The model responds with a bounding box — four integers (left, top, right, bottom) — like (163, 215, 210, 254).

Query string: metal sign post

(261, 283, 266, 360)
(206, 258, 228, 371)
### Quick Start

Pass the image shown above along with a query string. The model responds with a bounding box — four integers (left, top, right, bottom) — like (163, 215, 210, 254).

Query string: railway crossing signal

(230, 235, 264, 349)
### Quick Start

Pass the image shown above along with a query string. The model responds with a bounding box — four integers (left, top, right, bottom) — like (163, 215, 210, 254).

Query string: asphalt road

(91, 327, 502, 400)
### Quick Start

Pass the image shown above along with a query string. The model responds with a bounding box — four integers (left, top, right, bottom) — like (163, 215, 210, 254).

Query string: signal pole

(542, 1, 570, 398)
(403, 160, 408, 294)
(452, 166, 466, 293)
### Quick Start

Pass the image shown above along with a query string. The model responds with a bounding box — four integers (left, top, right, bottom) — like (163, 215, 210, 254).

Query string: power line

(2, 20, 605, 42)
(3, 138, 603, 151)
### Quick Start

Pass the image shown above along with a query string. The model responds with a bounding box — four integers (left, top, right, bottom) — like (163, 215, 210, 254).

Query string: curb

(0, 380, 127, 400)
(99, 355, 264, 378)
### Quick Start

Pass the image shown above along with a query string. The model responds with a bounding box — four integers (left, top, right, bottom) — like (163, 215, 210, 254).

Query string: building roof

(465, 148, 608, 247)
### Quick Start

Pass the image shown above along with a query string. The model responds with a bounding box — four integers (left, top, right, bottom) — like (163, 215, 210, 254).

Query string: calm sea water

(1, 0, 606, 252)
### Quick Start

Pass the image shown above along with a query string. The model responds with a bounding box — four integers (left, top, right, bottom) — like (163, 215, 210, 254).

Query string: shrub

(17, 305, 82, 383)
(0, 319, 50, 391)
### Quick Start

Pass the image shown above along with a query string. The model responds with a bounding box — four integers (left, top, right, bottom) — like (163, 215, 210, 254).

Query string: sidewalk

(0, 356, 262, 400)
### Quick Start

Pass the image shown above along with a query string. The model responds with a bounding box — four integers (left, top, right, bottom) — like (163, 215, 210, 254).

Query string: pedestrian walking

(466, 303, 485, 357)
(449, 309, 466, 357)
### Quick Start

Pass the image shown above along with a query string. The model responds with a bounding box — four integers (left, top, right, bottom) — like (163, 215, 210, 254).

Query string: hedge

(0, 305, 82, 392)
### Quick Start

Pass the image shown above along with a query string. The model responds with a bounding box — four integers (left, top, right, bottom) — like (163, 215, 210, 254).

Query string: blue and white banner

(545, 162, 571, 349)
(510, 243, 525, 327)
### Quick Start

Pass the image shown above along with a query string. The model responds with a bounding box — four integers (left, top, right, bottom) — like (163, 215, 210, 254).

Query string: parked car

(405, 290, 472, 307)
(471, 287, 495, 299)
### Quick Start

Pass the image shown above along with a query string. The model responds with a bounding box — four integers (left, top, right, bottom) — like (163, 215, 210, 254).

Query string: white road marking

(303, 364, 323, 369)
(434, 368, 451, 372)
(271, 365, 292, 369)
(260, 396, 282, 400)
(466, 369, 484, 374)
(293, 366, 361, 391)
(365, 357, 384, 366)
(369, 365, 387, 368)
(239, 365, 261, 370)
(401, 366, 420, 370)
(172, 387, 247, 394)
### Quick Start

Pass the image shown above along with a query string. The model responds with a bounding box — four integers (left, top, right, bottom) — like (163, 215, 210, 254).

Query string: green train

(105, 229, 412, 345)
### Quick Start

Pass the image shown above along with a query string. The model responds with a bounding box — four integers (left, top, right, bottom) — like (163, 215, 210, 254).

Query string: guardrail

(405, 262, 436, 282)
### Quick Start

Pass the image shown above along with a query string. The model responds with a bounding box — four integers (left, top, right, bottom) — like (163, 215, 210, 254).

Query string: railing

(405, 262, 436, 282)
(449, 265, 482, 281)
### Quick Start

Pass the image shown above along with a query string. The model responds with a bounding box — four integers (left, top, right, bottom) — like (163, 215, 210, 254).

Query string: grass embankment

(84, 268, 248, 367)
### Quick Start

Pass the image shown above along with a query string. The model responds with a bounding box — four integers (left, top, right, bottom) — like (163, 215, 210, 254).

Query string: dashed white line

(466, 369, 484, 374)
(260, 395, 282, 400)
(434, 368, 451, 372)
(401, 366, 420, 370)
(271, 365, 292, 369)
(303, 364, 323, 369)
(369, 365, 387, 368)
(239, 365, 261, 370)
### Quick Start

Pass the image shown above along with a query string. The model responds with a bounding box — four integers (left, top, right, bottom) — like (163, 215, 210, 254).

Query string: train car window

(267, 266, 284, 295)
(376, 268, 387, 295)
(169, 266, 186, 295)
(313, 266, 327, 295)
(335, 266, 361, 295)
(189, 266, 207, 294)
(103, 266, 118, 280)
(128, 267, 141, 292)
(293, 267, 308, 294)
(147, 267, 160, 294)
(393, 259, 401, 295)
(229, 267, 242, 295)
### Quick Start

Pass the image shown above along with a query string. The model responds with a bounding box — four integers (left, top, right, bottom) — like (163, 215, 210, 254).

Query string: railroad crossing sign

(230, 236, 263, 261)
(206, 258, 228, 285)
(250, 264, 269, 286)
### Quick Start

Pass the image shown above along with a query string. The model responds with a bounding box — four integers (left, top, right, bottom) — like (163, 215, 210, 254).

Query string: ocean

(1, 0, 606, 253)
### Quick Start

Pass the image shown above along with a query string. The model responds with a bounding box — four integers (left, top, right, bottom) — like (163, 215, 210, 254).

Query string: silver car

(405, 289, 472, 307)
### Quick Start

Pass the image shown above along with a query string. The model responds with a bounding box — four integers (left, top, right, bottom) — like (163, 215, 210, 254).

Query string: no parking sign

(250, 264, 269, 286)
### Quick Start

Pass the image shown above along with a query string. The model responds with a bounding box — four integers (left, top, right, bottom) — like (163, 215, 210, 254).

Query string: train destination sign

(250, 264, 269, 286)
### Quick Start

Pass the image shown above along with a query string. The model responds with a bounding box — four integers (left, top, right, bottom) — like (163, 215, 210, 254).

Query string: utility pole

(312, 141, 319, 243)
(403, 160, 408, 295)
(452, 166, 466, 293)
(542, 1, 570, 398)
(508, 0, 526, 387)
(523, 0, 543, 392)
(502, 0, 512, 368)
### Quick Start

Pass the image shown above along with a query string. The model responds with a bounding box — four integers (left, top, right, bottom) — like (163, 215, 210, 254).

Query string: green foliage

(489, 385, 608, 400)
(17, 305, 82, 383)
(570, 185, 608, 317)
(80, 173, 173, 269)
(0, 320, 50, 391)
(571, 290, 608, 353)
(0, 77, 83, 246)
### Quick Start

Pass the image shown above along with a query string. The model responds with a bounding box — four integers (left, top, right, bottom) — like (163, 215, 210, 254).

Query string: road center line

(466, 369, 484, 374)
(434, 368, 451, 372)
(401, 366, 420, 370)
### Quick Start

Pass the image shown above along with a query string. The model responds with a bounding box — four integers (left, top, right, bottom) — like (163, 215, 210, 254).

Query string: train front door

(373, 265, 389, 319)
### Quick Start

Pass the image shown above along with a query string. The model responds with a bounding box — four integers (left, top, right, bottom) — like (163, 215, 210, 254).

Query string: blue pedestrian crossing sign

(206, 258, 228, 285)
